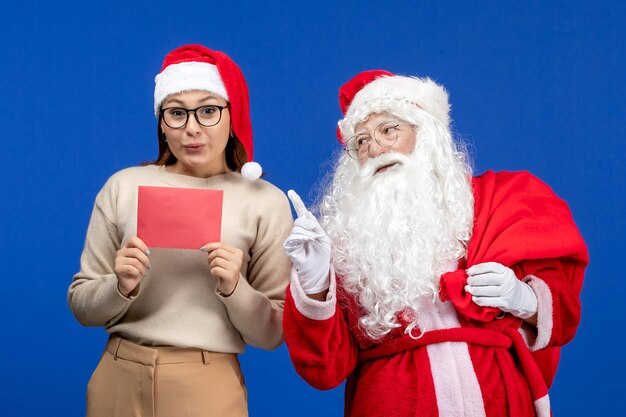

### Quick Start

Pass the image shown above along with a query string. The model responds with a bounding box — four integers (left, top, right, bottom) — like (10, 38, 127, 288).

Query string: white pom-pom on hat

(241, 161, 262, 181)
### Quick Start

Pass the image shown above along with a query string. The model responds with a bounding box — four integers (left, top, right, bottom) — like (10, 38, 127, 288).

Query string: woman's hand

(115, 237, 151, 297)
(200, 242, 243, 296)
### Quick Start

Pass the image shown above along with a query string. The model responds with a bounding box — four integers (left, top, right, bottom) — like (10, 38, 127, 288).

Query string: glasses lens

(196, 106, 222, 127)
(375, 123, 400, 147)
(163, 108, 187, 128)
(345, 147, 360, 160)
(346, 136, 370, 160)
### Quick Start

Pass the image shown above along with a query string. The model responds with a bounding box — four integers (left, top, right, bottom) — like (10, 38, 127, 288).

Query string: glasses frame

(344, 121, 415, 160)
(160, 104, 230, 129)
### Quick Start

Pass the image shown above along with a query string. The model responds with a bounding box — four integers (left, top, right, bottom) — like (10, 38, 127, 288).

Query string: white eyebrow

(355, 119, 400, 134)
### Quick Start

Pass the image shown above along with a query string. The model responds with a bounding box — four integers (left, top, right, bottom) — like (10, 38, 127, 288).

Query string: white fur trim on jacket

(534, 394, 551, 417)
(522, 275, 553, 351)
(289, 265, 336, 321)
(417, 298, 486, 417)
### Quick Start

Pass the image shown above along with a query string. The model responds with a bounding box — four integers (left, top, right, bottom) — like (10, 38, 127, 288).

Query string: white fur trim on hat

(340, 75, 450, 139)
(241, 161, 262, 181)
(154, 61, 229, 116)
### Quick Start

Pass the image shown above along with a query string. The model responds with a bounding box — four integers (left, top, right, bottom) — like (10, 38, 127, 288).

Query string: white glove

(283, 190, 331, 294)
(465, 262, 538, 319)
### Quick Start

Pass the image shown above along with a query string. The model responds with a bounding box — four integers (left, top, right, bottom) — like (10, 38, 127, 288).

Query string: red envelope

(137, 186, 223, 249)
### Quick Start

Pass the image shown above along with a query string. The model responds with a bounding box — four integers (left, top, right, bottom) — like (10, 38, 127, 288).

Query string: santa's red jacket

(283, 171, 588, 417)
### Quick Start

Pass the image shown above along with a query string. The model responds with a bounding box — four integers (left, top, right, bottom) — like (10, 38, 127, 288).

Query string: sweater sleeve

(218, 188, 293, 351)
(283, 271, 359, 390)
(67, 190, 134, 327)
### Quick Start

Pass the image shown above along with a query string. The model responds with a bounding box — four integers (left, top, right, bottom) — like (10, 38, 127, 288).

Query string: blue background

(1, 1, 624, 415)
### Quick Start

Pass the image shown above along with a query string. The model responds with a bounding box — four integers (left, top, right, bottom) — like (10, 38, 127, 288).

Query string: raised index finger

(288, 190, 309, 218)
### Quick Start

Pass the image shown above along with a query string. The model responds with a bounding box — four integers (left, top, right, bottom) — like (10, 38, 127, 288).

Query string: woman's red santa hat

(336, 69, 451, 144)
(154, 44, 262, 180)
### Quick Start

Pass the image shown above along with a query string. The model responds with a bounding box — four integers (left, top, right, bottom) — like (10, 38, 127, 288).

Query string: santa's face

(320, 109, 474, 340)
(352, 113, 417, 168)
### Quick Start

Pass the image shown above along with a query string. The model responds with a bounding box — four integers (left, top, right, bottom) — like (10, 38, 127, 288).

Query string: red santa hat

(154, 44, 262, 180)
(336, 69, 451, 144)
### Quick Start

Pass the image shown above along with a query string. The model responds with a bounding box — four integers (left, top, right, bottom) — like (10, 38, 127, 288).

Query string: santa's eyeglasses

(345, 121, 415, 160)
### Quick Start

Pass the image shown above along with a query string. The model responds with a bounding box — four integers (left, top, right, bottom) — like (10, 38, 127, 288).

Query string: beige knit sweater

(68, 165, 293, 353)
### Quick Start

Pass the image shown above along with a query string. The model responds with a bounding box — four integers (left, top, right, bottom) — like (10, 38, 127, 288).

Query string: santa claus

(282, 70, 588, 417)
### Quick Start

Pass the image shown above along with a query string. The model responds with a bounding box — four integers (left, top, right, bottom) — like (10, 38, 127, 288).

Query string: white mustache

(358, 152, 411, 179)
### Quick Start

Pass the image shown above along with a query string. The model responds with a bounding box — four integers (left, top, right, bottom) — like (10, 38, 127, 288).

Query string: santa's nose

(367, 140, 389, 159)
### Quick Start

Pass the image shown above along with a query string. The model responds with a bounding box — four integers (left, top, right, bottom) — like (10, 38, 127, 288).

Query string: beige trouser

(86, 336, 248, 417)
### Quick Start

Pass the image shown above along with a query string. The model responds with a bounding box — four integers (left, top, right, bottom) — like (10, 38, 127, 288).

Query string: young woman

(68, 44, 292, 417)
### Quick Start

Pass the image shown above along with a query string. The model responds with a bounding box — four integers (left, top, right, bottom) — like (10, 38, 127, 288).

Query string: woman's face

(160, 90, 231, 178)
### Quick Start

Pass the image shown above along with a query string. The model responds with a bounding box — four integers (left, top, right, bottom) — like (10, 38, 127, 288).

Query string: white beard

(319, 128, 474, 340)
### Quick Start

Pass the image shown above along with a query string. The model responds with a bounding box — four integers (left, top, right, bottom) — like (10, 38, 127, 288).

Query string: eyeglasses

(161, 104, 230, 129)
(345, 121, 415, 160)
